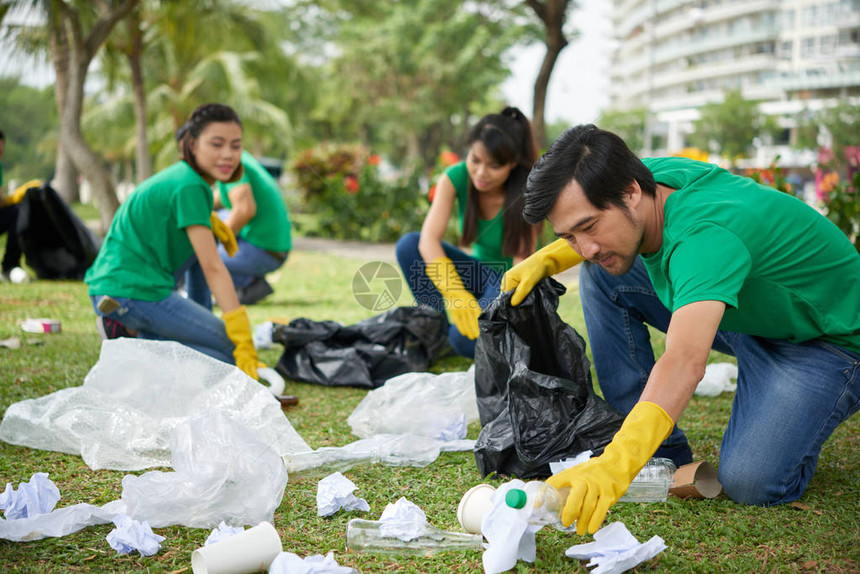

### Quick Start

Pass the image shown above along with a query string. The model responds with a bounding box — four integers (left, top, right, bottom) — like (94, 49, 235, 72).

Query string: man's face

(548, 178, 644, 276)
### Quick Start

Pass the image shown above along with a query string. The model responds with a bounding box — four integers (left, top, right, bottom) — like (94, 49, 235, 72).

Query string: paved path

(293, 236, 580, 287)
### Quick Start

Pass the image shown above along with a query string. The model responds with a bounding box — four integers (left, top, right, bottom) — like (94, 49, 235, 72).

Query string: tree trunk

(54, 0, 140, 230)
(526, 0, 571, 148)
(127, 11, 152, 182)
(49, 10, 79, 203)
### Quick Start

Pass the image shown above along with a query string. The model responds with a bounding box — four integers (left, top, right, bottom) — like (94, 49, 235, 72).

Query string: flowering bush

(815, 146, 860, 252)
(289, 144, 428, 242)
(745, 157, 794, 195)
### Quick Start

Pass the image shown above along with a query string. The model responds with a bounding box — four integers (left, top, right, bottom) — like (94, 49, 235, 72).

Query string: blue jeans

(579, 257, 860, 505)
(0, 204, 22, 273)
(395, 232, 505, 358)
(90, 292, 234, 364)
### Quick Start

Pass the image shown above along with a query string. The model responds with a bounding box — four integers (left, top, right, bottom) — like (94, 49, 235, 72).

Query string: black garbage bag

(473, 277, 625, 479)
(273, 306, 449, 389)
(16, 182, 101, 279)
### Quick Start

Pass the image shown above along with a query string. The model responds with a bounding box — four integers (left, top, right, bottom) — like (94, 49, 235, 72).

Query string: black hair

(461, 106, 539, 258)
(523, 124, 656, 224)
(176, 103, 243, 183)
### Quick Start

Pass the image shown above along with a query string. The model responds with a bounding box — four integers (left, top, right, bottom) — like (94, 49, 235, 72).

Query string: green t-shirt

(85, 161, 214, 301)
(217, 151, 292, 252)
(446, 162, 512, 271)
(640, 156, 860, 355)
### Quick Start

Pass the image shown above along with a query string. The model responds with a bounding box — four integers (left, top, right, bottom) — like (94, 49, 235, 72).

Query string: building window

(781, 9, 795, 29)
(779, 40, 793, 59)
(801, 37, 815, 58)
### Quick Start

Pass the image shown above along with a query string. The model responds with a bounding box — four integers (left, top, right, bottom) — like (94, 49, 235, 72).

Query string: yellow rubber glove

(546, 401, 674, 534)
(427, 256, 481, 340)
(210, 212, 238, 257)
(222, 305, 259, 380)
(4, 179, 41, 206)
(501, 238, 584, 306)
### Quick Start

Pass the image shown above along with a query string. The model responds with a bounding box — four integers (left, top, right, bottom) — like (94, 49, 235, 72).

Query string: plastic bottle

(504, 482, 572, 530)
(345, 518, 484, 556)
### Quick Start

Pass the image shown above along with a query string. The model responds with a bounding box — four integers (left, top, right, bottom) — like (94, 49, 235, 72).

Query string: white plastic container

(456, 483, 496, 534)
(619, 457, 676, 502)
(190, 521, 282, 574)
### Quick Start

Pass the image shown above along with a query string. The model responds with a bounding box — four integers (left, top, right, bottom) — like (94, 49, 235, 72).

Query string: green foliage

(815, 100, 860, 161)
(0, 78, 57, 181)
(0, 248, 858, 572)
(596, 107, 647, 154)
(816, 146, 860, 252)
(290, 145, 428, 242)
(690, 89, 764, 164)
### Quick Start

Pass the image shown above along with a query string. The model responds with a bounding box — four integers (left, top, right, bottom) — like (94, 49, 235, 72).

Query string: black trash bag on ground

(16, 182, 101, 279)
(273, 306, 448, 389)
(473, 277, 625, 479)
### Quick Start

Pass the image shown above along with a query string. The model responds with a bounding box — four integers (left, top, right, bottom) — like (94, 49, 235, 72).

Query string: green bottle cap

(505, 488, 528, 509)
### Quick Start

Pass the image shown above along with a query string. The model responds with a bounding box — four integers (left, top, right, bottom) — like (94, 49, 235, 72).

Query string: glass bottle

(345, 518, 484, 556)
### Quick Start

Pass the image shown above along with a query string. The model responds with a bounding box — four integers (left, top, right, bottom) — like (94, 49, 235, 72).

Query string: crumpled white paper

(694, 362, 738, 397)
(481, 479, 541, 574)
(106, 514, 165, 556)
(0, 473, 61, 519)
(204, 521, 245, 546)
(268, 551, 358, 574)
(565, 522, 666, 574)
(316, 473, 370, 517)
(0, 500, 125, 542)
(378, 498, 427, 541)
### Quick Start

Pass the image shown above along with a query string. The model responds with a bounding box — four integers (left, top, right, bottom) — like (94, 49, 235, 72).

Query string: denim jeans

(90, 292, 234, 364)
(579, 257, 860, 505)
(395, 232, 505, 358)
(0, 204, 22, 273)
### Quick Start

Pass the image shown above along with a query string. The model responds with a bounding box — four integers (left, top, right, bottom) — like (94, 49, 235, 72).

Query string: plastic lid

(505, 488, 527, 509)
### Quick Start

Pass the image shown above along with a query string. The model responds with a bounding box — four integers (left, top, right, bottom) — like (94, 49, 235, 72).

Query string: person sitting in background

(84, 103, 259, 380)
(0, 129, 29, 283)
(206, 150, 292, 305)
(395, 106, 541, 358)
(502, 124, 860, 535)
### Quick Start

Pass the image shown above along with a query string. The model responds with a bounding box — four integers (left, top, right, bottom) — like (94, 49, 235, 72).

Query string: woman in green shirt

(395, 106, 541, 358)
(85, 103, 259, 380)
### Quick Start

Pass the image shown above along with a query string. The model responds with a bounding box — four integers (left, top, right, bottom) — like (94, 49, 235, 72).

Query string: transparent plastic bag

(0, 339, 310, 470)
(347, 367, 479, 440)
(121, 410, 288, 528)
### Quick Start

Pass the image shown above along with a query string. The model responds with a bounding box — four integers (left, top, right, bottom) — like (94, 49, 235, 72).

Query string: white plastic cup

(457, 483, 497, 534)
(191, 521, 282, 574)
(257, 367, 286, 396)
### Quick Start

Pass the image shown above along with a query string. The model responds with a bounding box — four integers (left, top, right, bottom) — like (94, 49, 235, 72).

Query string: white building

(608, 0, 860, 166)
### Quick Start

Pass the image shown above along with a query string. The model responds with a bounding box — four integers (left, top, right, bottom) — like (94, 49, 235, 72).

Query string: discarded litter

(191, 521, 282, 574)
(549, 455, 677, 503)
(105, 514, 164, 557)
(347, 367, 478, 441)
(694, 362, 737, 397)
(670, 460, 723, 499)
(0, 337, 21, 349)
(0, 339, 310, 471)
(0, 472, 60, 520)
(565, 521, 666, 574)
(20, 318, 61, 334)
(268, 551, 358, 574)
(205, 521, 245, 546)
(317, 472, 370, 517)
(258, 366, 286, 396)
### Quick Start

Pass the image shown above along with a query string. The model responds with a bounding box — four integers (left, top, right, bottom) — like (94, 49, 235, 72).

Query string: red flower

(440, 151, 459, 167)
(368, 154, 382, 166)
(428, 184, 437, 203)
(344, 175, 359, 194)
(817, 147, 835, 166)
(844, 146, 860, 167)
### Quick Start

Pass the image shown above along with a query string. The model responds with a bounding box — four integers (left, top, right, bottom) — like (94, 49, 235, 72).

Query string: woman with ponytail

(85, 103, 259, 380)
(395, 106, 541, 358)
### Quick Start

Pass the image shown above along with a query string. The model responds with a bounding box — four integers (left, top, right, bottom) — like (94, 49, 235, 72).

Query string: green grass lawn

(0, 249, 858, 573)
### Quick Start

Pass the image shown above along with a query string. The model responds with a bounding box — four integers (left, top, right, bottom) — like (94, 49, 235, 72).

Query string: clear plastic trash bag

(0, 339, 310, 470)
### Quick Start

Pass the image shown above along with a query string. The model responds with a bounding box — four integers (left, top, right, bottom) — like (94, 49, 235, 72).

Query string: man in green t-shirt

(501, 124, 860, 535)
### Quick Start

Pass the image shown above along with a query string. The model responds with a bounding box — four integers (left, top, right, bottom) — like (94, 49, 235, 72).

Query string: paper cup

(670, 460, 722, 499)
(191, 521, 282, 574)
(457, 484, 497, 534)
(21, 318, 61, 334)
